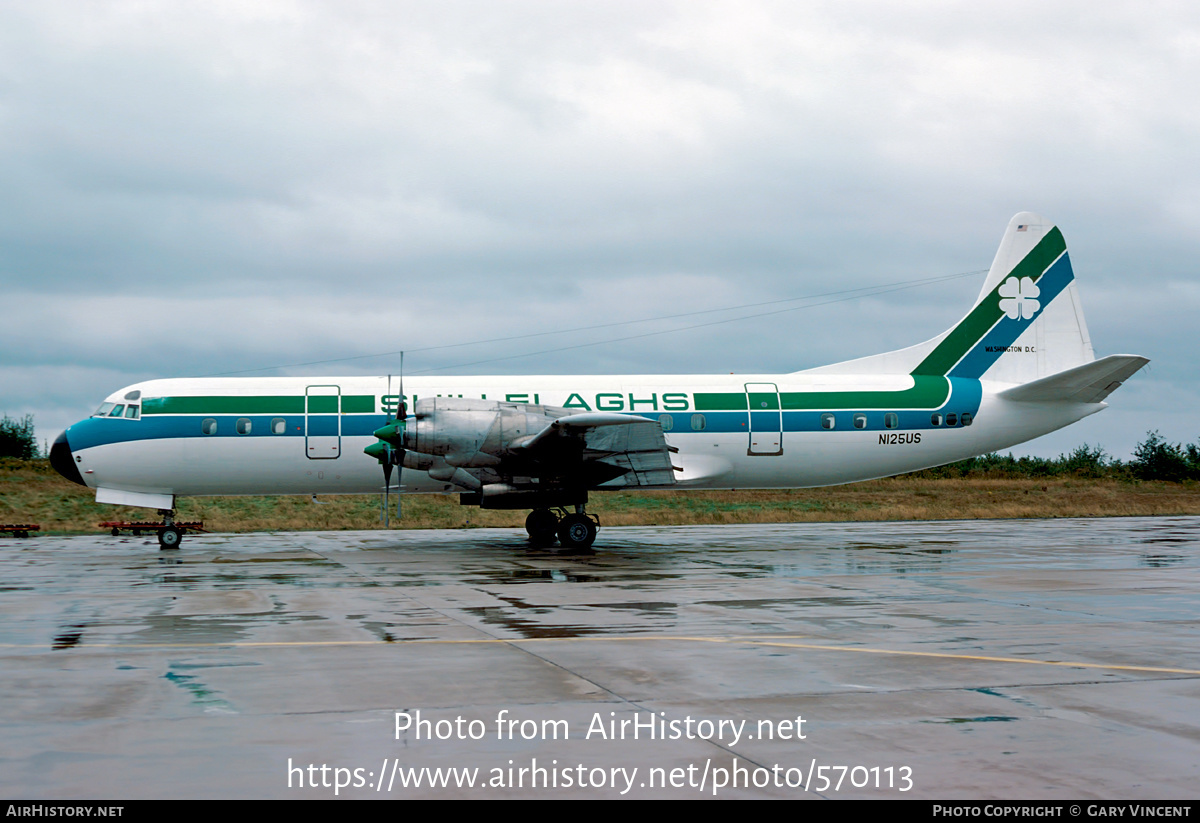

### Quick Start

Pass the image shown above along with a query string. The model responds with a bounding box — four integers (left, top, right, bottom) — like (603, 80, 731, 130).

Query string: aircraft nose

(50, 430, 86, 486)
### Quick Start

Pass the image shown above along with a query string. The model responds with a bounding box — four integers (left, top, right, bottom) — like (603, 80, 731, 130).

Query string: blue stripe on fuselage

(67, 379, 985, 452)
(662, 377, 981, 434)
(66, 414, 391, 451)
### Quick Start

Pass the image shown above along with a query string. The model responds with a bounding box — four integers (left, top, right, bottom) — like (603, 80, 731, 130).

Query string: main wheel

(158, 526, 183, 550)
(557, 514, 597, 550)
(525, 509, 559, 546)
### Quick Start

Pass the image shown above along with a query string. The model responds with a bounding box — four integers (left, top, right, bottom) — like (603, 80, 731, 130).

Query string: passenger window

(946, 413, 958, 426)
(202, 418, 218, 435)
(690, 414, 706, 431)
(124, 405, 139, 419)
(961, 412, 973, 426)
(884, 413, 898, 429)
(931, 413, 943, 426)
(853, 413, 867, 430)
(271, 417, 287, 435)
(236, 418, 252, 435)
(108, 404, 125, 417)
(821, 413, 835, 430)
(658, 414, 674, 432)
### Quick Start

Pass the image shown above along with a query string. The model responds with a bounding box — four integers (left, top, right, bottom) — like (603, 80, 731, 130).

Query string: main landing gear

(525, 506, 599, 550)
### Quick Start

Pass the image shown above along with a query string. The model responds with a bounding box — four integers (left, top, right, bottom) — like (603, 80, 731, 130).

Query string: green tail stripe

(912, 227, 1066, 376)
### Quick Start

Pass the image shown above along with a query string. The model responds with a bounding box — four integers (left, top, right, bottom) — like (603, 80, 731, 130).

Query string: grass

(3, 458, 1198, 536)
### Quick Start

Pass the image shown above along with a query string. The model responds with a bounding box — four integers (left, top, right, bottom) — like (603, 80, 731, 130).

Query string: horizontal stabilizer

(997, 354, 1149, 404)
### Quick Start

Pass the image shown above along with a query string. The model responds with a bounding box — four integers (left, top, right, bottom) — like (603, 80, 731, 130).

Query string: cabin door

(744, 382, 783, 456)
(305, 385, 341, 459)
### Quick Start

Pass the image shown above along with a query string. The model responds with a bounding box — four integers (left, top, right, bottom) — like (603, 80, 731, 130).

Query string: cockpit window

(91, 401, 141, 420)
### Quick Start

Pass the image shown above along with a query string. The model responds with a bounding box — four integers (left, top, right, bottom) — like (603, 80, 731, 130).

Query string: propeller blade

(383, 450, 393, 528)
(395, 448, 404, 519)
(396, 352, 406, 520)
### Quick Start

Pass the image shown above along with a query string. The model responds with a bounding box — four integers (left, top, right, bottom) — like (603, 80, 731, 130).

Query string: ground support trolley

(1, 524, 39, 538)
(100, 520, 207, 549)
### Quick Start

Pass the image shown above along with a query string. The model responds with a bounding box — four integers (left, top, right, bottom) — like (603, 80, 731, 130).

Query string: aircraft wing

(519, 413, 679, 487)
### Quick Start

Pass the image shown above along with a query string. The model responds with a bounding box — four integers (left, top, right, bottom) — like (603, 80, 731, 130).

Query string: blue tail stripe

(948, 252, 1075, 379)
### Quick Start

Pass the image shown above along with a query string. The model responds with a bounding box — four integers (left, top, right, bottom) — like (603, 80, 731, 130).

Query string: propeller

(395, 354, 406, 520)
(365, 356, 408, 527)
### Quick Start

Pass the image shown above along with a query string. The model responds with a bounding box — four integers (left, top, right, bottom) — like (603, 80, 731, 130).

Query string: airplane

(49, 212, 1148, 550)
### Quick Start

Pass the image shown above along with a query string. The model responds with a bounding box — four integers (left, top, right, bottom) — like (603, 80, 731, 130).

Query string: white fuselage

(64, 372, 1098, 500)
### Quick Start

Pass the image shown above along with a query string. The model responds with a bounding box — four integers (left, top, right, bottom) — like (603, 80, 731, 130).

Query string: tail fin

(802, 212, 1095, 383)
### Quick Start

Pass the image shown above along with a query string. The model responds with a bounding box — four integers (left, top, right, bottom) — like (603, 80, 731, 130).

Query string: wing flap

(520, 413, 678, 487)
(583, 419, 678, 487)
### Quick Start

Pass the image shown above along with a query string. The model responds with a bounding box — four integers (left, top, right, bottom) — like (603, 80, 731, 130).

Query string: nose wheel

(156, 509, 183, 550)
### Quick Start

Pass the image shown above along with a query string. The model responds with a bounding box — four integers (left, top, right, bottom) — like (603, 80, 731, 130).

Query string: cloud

(0, 1, 1195, 457)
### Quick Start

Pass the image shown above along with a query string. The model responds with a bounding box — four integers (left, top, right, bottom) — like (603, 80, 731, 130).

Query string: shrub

(1061, 443, 1109, 478)
(1130, 431, 1195, 482)
(0, 414, 38, 460)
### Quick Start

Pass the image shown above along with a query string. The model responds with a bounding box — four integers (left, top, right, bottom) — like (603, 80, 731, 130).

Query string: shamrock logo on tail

(998, 276, 1041, 320)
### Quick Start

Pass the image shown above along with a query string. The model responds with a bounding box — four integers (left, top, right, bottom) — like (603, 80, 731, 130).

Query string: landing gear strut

(157, 509, 184, 550)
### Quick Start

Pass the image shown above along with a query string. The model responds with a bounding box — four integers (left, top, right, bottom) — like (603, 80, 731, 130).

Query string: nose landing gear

(157, 509, 183, 550)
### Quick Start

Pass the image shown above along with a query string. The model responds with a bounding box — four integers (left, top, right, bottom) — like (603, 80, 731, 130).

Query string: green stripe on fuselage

(341, 395, 375, 413)
(912, 226, 1065, 376)
(142, 395, 375, 415)
(694, 392, 748, 410)
(780, 375, 948, 409)
(696, 376, 949, 412)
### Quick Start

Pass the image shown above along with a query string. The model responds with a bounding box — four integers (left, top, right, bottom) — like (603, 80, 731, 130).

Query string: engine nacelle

(402, 397, 562, 469)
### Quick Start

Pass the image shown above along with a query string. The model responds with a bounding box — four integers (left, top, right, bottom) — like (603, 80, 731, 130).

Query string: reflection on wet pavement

(3, 516, 1198, 798)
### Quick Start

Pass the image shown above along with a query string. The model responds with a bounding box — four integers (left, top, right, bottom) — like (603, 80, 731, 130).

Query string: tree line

(0, 414, 38, 460)
(905, 432, 1200, 482)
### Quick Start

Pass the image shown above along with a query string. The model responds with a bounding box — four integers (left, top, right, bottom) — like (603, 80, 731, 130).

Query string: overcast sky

(1, 1, 1196, 459)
